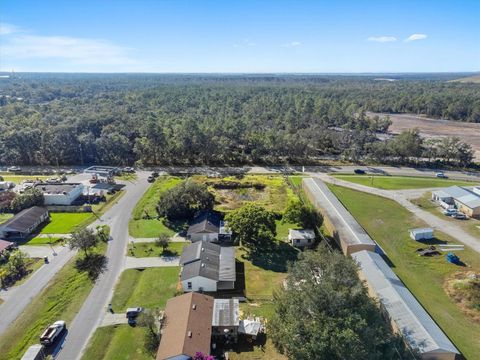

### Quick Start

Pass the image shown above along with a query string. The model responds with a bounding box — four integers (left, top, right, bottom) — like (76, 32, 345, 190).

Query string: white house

(179, 241, 236, 292)
(34, 183, 84, 205)
(288, 229, 315, 247)
(409, 228, 434, 241)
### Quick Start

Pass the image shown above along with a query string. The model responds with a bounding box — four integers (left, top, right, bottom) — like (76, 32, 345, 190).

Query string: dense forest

(0, 73, 478, 166)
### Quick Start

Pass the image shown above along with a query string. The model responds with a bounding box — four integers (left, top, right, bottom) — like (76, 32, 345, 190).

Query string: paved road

(57, 172, 151, 360)
(317, 173, 480, 254)
(0, 246, 76, 333)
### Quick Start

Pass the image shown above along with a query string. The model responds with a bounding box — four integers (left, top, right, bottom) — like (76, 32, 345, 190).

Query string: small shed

(288, 229, 315, 247)
(238, 320, 262, 340)
(409, 228, 434, 241)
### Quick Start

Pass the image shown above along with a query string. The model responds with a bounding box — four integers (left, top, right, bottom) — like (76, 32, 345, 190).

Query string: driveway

(316, 173, 480, 254)
(124, 256, 180, 269)
(19, 244, 64, 258)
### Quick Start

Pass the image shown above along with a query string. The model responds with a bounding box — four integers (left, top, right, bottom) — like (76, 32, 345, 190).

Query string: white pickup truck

(40, 320, 66, 346)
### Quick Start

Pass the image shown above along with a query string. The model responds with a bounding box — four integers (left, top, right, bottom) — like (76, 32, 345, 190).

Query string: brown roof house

(0, 207, 49, 240)
(157, 292, 214, 360)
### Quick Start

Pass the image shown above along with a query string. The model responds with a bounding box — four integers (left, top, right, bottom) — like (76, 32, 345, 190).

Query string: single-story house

(432, 186, 480, 219)
(288, 229, 315, 247)
(157, 292, 214, 360)
(409, 228, 434, 241)
(0, 206, 49, 239)
(0, 239, 15, 255)
(34, 183, 84, 206)
(180, 241, 236, 292)
(187, 211, 232, 244)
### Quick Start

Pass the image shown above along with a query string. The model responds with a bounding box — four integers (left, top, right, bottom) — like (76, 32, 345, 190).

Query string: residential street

(316, 173, 480, 254)
(57, 172, 151, 360)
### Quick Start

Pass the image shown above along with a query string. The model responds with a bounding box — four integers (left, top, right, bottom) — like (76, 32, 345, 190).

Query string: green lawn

(0, 243, 107, 360)
(228, 338, 287, 360)
(0, 175, 50, 184)
(288, 175, 304, 187)
(331, 174, 479, 190)
(328, 184, 480, 359)
(111, 267, 180, 312)
(0, 213, 13, 223)
(25, 236, 64, 245)
(275, 219, 299, 242)
(39, 212, 93, 234)
(127, 241, 188, 258)
(82, 325, 152, 360)
(129, 176, 182, 238)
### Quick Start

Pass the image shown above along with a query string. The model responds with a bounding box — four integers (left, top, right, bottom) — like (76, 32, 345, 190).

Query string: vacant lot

(127, 241, 187, 258)
(329, 184, 480, 359)
(111, 267, 179, 312)
(373, 112, 480, 161)
(0, 243, 107, 360)
(82, 325, 152, 360)
(40, 212, 93, 234)
(129, 177, 182, 238)
(0, 174, 50, 184)
(331, 174, 479, 190)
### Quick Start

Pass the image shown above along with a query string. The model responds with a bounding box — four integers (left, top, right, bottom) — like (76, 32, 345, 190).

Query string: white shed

(288, 229, 315, 247)
(409, 228, 434, 241)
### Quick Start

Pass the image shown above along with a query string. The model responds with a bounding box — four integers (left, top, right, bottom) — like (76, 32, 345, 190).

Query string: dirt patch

(370, 112, 480, 161)
(444, 271, 480, 322)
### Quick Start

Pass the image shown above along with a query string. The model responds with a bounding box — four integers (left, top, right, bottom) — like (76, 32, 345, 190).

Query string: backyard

(328, 184, 480, 359)
(331, 174, 479, 190)
(111, 267, 180, 312)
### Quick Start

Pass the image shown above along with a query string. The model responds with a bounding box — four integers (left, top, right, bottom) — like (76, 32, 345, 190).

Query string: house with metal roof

(431, 186, 480, 218)
(179, 241, 236, 292)
(302, 178, 377, 255)
(211, 298, 240, 341)
(0, 207, 49, 240)
(187, 211, 232, 244)
(288, 229, 315, 248)
(409, 228, 434, 241)
(352, 250, 459, 360)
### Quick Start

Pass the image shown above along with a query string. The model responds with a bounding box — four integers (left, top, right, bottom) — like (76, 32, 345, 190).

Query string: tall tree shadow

(75, 254, 108, 281)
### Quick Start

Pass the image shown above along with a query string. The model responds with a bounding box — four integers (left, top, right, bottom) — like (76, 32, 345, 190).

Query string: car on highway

(354, 169, 366, 175)
(435, 172, 448, 179)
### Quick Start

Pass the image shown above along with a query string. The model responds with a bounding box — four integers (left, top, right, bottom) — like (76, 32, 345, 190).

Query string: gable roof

(180, 242, 235, 282)
(156, 292, 214, 360)
(0, 207, 48, 233)
(187, 211, 221, 235)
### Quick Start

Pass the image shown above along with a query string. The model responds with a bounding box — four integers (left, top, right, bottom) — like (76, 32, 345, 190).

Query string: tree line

(0, 74, 478, 167)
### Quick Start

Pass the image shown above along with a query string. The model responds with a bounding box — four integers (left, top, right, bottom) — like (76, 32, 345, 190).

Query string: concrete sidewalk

(124, 256, 179, 269)
(100, 313, 128, 327)
(19, 245, 64, 258)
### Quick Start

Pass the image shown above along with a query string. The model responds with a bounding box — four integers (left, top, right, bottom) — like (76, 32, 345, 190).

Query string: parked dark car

(354, 169, 366, 175)
(151, 171, 159, 178)
(147, 176, 155, 183)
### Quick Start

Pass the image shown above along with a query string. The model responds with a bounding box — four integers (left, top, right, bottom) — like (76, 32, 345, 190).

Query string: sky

(0, 0, 479, 73)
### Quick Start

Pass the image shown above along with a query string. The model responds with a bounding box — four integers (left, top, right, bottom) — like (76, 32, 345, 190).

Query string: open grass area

(39, 212, 93, 234)
(0, 243, 107, 360)
(111, 267, 179, 312)
(127, 241, 188, 257)
(129, 176, 182, 238)
(331, 174, 479, 190)
(412, 193, 480, 239)
(0, 213, 13, 223)
(24, 236, 64, 245)
(0, 174, 50, 184)
(275, 219, 300, 242)
(328, 184, 480, 359)
(228, 338, 287, 360)
(82, 325, 152, 360)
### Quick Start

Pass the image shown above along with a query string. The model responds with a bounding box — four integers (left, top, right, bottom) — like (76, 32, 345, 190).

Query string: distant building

(0, 207, 49, 239)
(288, 229, 315, 248)
(34, 183, 84, 206)
(187, 211, 232, 244)
(84, 166, 120, 178)
(409, 228, 434, 241)
(179, 241, 236, 292)
(432, 186, 480, 219)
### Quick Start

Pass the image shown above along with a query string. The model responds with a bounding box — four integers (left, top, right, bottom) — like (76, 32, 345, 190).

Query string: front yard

(111, 267, 180, 312)
(40, 212, 93, 234)
(127, 241, 187, 258)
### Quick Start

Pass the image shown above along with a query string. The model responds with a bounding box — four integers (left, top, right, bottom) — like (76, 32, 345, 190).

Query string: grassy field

(275, 219, 300, 242)
(127, 241, 187, 257)
(0, 174, 50, 184)
(81, 325, 152, 360)
(39, 212, 93, 234)
(331, 174, 479, 190)
(412, 193, 480, 239)
(328, 184, 480, 359)
(0, 243, 107, 360)
(129, 177, 182, 238)
(228, 338, 287, 360)
(111, 267, 179, 312)
(24, 236, 64, 245)
(0, 213, 13, 223)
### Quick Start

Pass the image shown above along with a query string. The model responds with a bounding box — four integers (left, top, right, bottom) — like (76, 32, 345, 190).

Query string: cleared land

(81, 325, 151, 360)
(0, 243, 107, 360)
(373, 112, 480, 161)
(111, 267, 179, 312)
(39, 212, 93, 234)
(331, 174, 479, 190)
(127, 241, 187, 257)
(328, 184, 480, 359)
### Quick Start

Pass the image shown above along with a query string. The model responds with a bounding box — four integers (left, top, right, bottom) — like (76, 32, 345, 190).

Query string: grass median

(328, 184, 480, 359)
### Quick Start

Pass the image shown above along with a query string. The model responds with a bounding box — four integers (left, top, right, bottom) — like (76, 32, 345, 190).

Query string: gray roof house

(180, 241, 236, 292)
(187, 211, 232, 244)
(0, 207, 49, 239)
(352, 250, 459, 359)
(432, 185, 480, 218)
